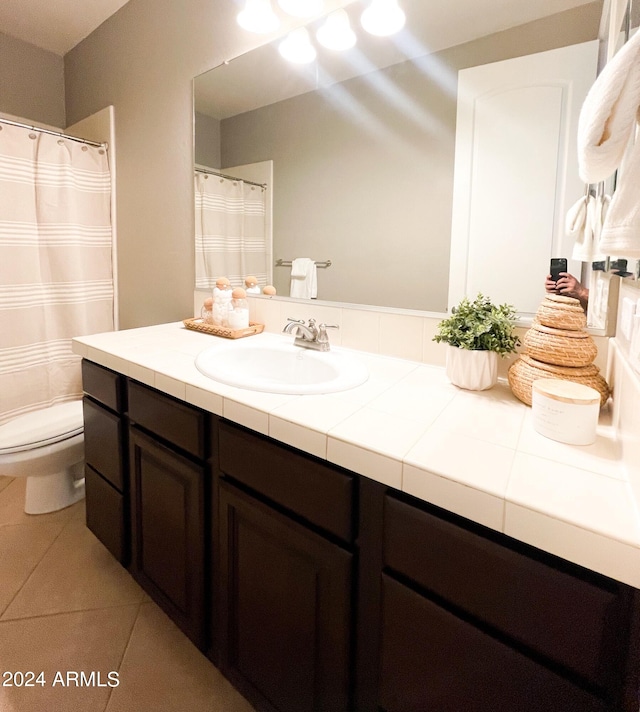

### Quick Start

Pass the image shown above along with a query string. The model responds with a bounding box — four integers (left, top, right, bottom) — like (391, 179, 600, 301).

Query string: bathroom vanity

(75, 324, 640, 712)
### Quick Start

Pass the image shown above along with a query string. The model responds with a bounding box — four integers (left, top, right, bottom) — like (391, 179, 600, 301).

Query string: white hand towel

(569, 193, 609, 263)
(577, 28, 640, 257)
(592, 192, 611, 259)
(289, 258, 317, 299)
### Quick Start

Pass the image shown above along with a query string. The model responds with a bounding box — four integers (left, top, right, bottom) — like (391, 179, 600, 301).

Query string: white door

(449, 41, 598, 316)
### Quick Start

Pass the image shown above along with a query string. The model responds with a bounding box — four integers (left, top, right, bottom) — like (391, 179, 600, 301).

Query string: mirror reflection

(194, 0, 605, 314)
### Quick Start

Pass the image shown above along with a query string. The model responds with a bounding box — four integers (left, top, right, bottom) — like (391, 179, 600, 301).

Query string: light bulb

(279, 27, 317, 63)
(361, 0, 406, 37)
(237, 0, 280, 34)
(278, 0, 324, 18)
(316, 8, 356, 51)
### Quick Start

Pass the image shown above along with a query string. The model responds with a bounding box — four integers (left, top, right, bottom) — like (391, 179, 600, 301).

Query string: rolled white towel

(578, 28, 640, 257)
(577, 27, 640, 184)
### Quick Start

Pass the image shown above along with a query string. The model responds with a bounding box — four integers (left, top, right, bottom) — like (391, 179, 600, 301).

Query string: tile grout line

(0, 507, 80, 620)
(102, 600, 147, 712)
(0, 599, 145, 626)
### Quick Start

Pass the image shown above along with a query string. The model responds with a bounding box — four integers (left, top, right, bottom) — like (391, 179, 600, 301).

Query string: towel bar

(276, 259, 332, 268)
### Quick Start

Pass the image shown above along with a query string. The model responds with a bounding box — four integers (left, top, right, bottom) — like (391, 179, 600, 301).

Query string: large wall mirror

(194, 0, 610, 317)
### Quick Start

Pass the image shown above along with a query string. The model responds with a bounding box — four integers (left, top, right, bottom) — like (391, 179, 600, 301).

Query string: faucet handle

(286, 317, 305, 325)
(317, 323, 339, 346)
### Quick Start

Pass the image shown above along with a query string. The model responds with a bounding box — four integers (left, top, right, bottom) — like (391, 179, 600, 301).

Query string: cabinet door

(129, 426, 206, 649)
(218, 480, 352, 712)
(378, 575, 609, 712)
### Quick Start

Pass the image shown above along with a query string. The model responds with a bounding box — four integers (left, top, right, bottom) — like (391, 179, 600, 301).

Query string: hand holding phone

(550, 258, 567, 282)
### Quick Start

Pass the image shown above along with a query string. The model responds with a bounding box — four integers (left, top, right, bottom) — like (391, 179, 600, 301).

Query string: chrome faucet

(283, 318, 338, 352)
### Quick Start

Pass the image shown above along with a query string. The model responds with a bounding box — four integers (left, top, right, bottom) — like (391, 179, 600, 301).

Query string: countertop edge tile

(185, 385, 224, 416)
(403, 463, 505, 533)
(155, 373, 186, 401)
(327, 437, 402, 490)
(505, 502, 640, 588)
(506, 452, 640, 548)
(223, 400, 269, 436)
(269, 416, 327, 460)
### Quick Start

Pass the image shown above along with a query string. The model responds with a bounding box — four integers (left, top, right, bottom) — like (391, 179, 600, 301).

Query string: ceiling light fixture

(361, 0, 406, 37)
(277, 0, 325, 18)
(237, 0, 280, 34)
(316, 8, 356, 51)
(278, 27, 317, 63)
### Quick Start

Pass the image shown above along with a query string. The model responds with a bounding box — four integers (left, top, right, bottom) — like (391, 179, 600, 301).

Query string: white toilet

(0, 401, 85, 514)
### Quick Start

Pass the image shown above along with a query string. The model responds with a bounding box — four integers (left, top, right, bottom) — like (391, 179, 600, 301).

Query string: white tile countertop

(72, 323, 640, 588)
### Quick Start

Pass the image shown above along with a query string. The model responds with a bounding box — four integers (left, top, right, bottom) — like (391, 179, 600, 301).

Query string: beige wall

(64, 0, 602, 328)
(194, 111, 221, 169)
(64, 0, 348, 329)
(0, 31, 65, 127)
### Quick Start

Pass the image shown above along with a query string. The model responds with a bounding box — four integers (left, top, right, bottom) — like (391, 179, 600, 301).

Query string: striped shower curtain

(195, 171, 267, 289)
(0, 122, 113, 425)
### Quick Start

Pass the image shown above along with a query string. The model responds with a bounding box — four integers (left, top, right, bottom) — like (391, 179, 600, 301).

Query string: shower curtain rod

(195, 167, 267, 190)
(0, 117, 105, 148)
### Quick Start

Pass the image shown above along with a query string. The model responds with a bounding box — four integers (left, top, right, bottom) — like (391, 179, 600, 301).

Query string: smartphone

(550, 258, 567, 282)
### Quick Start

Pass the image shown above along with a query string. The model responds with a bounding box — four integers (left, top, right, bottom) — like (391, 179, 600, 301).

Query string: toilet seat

(0, 401, 84, 455)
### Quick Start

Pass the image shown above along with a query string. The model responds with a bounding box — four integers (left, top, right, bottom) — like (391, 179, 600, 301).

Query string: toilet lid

(0, 401, 84, 455)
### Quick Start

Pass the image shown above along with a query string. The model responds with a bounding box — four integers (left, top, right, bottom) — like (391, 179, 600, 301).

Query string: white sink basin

(195, 339, 369, 395)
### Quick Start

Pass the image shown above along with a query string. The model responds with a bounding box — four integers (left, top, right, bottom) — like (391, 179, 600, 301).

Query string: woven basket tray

(535, 294, 587, 331)
(183, 317, 265, 339)
(523, 323, 597, 367)
(508, 354, 610, 407)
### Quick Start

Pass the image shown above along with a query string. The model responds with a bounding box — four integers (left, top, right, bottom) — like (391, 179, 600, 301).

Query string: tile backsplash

(194, 290, 609, 377)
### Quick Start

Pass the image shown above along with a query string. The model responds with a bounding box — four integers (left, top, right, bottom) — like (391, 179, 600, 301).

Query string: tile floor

(0, 476, 255, 712)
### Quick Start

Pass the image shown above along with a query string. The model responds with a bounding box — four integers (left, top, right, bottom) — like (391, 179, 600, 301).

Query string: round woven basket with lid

(535, 294, 587, 331)
(508, 354, 610, 407)
(523, 323, 597, 367)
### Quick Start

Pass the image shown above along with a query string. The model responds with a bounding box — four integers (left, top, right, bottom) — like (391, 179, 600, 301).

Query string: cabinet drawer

(218, 420, 354, 543)
(82, 360, 126, 413)
(379, 575, 608, 712)
(85, 465, 128, 565)
(83, 397, 125, 491)
(383, 495, 626, 692)
(128, 381, 207, 460)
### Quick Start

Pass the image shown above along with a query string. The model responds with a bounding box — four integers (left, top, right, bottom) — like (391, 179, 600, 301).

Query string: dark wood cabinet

(217, 420, 355, 544)
(128, 384, 209, 650)
(80, 361, 640, 712)
(81, 360, 128, 564)
(217, 480, 352, 712)
(377, 492, 640, 712)
(379, 574, 609, 712)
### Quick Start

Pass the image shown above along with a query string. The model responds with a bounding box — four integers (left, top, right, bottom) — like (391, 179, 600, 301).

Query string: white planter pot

(445, 345, 498, 391)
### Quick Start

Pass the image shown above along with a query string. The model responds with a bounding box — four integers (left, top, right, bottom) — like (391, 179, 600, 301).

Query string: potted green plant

(433, 293, 520, 390)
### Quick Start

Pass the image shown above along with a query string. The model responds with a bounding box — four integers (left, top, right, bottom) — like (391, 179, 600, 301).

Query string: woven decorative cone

(508, 355, 610, 407)
(523, 323, 597, 367)
(535, 294, 587, 331)
(509, 294, 609, 407)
